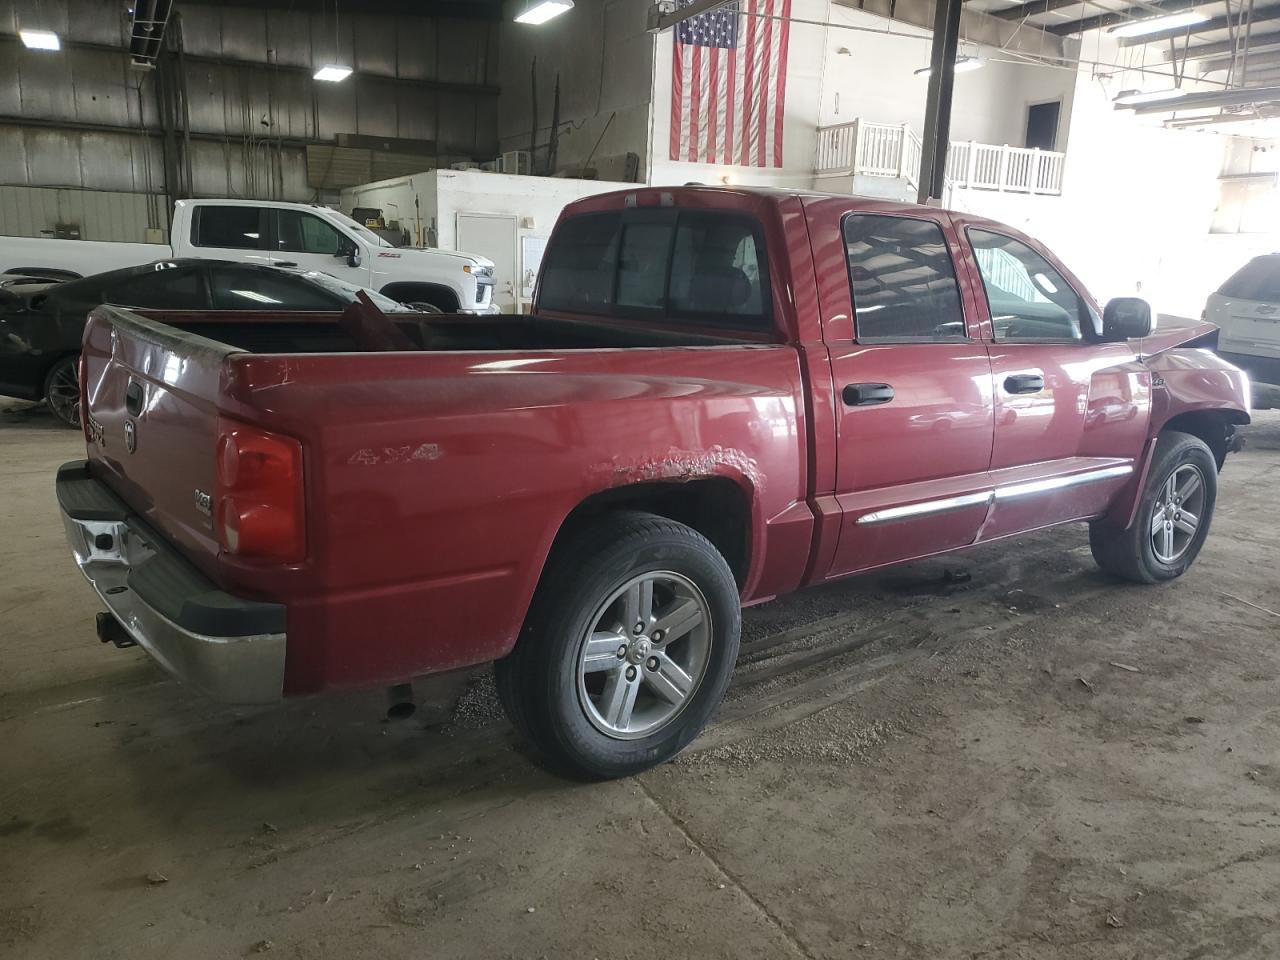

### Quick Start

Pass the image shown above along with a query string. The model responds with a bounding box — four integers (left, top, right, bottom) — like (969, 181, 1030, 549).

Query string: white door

(457, 213, 517, 312)
(269, 208, 367, 285)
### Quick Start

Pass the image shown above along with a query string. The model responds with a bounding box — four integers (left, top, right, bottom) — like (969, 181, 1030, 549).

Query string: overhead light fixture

(1113, 88, 1187, 105)
(19, 29, 61, 51)
(313, 64, 352, 82)
(914, 56, 985, 77)
(1110, 11, 1210, 38)
(514, 0, 574, 25)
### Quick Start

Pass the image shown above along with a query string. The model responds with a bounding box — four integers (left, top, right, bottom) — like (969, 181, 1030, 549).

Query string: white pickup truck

(0, 199, 498, 313)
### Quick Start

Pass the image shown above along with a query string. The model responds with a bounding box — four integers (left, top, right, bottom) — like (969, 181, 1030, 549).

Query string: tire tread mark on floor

(637, 780, 818, 960)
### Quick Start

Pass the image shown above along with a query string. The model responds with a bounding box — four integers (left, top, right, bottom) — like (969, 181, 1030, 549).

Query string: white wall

(497, 0, 653, 181)
(816, 6, 1076, 149)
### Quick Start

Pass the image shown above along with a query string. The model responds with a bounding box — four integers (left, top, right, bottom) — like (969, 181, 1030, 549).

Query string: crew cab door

(807, 203, 995, 578)
(957, 225, 1148, 539)
(267, 208, 367, 284)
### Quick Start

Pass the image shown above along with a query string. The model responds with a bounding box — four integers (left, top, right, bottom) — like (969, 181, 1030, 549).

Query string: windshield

(333, 211, 393, 248)
(299, 270, 413, 312)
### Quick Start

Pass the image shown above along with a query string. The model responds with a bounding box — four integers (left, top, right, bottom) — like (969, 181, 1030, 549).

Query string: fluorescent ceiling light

(313, 64, 352, 82)
(1110, 11, 1210, 38)
(514, 0, 574, 25)
(1113, 88, 1187, 105)
(914, 56, 985, 77)
(19, 29, 61, 50)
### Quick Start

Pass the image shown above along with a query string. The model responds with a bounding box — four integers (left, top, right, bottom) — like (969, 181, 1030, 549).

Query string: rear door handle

(1003, 373, 1045, 394)
(843, 382, 895, 406)
(274, 261, 298, 268)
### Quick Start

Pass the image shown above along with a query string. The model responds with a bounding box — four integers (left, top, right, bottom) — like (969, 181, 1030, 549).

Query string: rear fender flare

(502, 454, 765, 659)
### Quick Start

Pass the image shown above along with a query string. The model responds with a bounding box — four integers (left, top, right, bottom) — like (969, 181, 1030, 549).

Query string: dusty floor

(2, 397, 1278, 960)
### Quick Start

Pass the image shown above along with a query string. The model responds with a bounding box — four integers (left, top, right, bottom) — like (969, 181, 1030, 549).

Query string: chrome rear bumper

(57, 461, 286, 704)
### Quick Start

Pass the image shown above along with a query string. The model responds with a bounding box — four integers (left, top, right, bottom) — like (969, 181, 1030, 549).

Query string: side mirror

(1102, 297, 1153, 340)
(346, 244, 362, 269)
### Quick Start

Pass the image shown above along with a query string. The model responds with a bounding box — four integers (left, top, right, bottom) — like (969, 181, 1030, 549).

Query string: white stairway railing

(816, 119, 1065, 196)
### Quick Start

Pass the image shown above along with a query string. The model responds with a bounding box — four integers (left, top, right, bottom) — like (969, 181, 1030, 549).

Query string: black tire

(1090, 431, 1218, 583)
(43, 354, 81, 429)
(495, 511, 741, 780)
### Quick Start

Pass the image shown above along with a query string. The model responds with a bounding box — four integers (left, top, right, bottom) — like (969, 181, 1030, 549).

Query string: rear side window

(102, 265, 208, 309)
(843, 215, 967, 343)
(538, 211, 771, 330)
(193, 207, 265, 250)
(1218, 256, 1280, 303)
(969, 229, 1089, 342)
(210, 268, 341, 310)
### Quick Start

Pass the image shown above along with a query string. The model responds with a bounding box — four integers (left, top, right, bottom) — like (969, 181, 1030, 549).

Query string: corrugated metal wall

(0, 185, 164, 242)
(0, 0, 499, 239)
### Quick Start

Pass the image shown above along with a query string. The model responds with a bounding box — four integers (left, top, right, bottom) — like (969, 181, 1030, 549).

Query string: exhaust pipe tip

(386, 683, 416, 721)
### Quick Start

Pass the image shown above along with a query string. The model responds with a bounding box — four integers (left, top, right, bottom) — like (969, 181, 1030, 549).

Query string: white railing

(816, 119, 1065, 195)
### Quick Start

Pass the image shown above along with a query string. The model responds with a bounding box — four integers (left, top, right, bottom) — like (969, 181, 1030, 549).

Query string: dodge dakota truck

(57, 187, 1251, 780)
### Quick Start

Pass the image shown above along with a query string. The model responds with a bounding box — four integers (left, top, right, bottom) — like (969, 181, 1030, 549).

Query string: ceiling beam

(988, 0, 1093, 22)
(1130, 82, 1280, 111)
(831, 0, 1073, 58)
(1118, 3, 1280, 44)
(1166, 29, 1280, 59)
(1046, 0, 1207, 36)
(1199, 49, 1280, 72)
(647, 0, 735, 31)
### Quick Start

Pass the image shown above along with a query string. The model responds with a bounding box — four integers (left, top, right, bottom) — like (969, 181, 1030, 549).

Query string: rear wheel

(495, 511, 740, 780)
(43, 355, 81, 428)
(1090, 431, 1217, 583)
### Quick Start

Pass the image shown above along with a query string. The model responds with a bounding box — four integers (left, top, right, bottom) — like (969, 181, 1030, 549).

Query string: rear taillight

(215, 418, 306, 564)
(78, 352, 90, 441)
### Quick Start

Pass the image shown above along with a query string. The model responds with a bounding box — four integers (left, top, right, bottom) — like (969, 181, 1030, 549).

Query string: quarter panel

(215, 345, 810, 694)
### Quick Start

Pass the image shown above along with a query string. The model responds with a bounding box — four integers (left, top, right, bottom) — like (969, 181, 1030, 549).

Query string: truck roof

(557, 184, 1028, 243)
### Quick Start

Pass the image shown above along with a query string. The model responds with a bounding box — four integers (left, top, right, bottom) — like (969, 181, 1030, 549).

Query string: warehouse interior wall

(0, 0, 499, 241)
(497, 0, 654, 182)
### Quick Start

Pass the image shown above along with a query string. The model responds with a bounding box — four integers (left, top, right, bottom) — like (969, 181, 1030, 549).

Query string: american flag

(670, 0, 792, 168)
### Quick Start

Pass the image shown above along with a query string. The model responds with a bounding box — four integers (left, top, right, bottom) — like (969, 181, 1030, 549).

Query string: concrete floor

(2, 397, 1278, 960)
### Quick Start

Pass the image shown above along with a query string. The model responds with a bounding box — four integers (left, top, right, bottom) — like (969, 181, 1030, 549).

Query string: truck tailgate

(81, 306, 233, 583)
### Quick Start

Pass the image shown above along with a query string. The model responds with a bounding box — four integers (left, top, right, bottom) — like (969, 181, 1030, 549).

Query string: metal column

(917, 0, 964, 205)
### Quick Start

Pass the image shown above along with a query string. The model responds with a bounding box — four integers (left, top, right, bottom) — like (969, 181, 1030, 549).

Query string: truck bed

(140, 309, 777, 354)
(77, 305, 809, 696)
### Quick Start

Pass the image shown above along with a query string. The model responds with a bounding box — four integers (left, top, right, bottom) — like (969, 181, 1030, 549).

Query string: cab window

(843, 214, 967, 343)
(538, 210, 771, 330)
(969, 229, 1093, 342)
(276, 210, 346, 256)
(192, 206, 265, 250)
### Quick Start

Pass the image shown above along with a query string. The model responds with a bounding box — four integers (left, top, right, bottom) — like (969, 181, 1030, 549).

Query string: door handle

(843, 382, 895, 406)
(1003, 373, 1045, 394)
(274, 261, 298, 268)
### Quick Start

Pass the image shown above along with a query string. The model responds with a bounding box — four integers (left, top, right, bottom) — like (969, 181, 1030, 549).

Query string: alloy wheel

(575, 571, 713, 740)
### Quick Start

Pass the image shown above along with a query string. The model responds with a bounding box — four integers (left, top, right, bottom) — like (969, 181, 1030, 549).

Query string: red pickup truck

(59, 187, 1251, 779)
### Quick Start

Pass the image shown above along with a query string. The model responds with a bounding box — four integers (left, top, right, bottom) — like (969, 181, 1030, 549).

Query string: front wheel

(43, 355, 81, 428)
(1090, 431, 1218, 583)
(495, 511, 741, 780)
